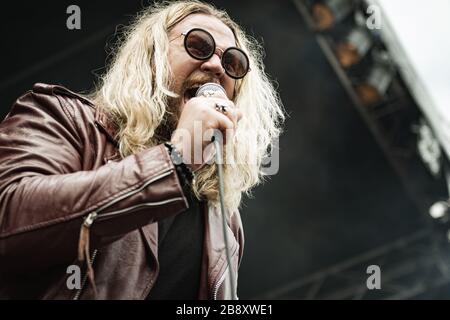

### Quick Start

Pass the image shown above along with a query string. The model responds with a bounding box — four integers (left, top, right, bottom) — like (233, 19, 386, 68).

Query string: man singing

(0, 0, 284, 299)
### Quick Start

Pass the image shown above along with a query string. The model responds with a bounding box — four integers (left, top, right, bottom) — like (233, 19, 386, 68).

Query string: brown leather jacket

(0, 83, 244, 300)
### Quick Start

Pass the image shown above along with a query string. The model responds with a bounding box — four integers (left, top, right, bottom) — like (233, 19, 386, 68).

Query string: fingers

(208, 110, 234, 144)
(204, 96, 243, 127)
(185, 91, 243, 144)
(209, 107, 234, 132)
(214, 101, 242, 133)
(193, 89, 242, 123)
(225, 104, 243, 125)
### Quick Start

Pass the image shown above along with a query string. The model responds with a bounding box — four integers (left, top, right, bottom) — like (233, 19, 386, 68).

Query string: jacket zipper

(73, 249, 98, 300)
(212, 265, 229, 300)
(95, 197, 184, 221)
(86, 170, 174, 219)
(77, 170, 181, 249)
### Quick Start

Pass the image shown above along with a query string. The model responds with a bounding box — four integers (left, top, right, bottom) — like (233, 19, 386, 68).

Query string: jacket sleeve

(0, 89, 189, 274)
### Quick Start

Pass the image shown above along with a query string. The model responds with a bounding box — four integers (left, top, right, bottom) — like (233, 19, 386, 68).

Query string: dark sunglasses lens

(185, 30, 214, 59)
(223, 48, 249, 79)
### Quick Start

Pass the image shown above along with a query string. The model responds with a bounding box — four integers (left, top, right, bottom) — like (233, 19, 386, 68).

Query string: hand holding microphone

(170, 83, 243, 171)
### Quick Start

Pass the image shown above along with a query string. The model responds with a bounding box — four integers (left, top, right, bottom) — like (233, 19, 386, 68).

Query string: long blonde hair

(92, 0, 285, 212)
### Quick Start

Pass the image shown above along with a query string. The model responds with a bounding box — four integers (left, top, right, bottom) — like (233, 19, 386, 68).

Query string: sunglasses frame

(181, 28, 250, 79)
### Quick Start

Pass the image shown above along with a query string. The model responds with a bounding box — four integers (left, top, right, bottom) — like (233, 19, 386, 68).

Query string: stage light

(312, 0, 353, 31)
(415, 119, 442, 176)
(335, 27, 373, 68)
(430, 201, 449, 220)
(354, 63, 393, 105)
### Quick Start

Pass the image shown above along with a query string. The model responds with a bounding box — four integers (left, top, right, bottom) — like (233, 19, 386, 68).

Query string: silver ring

(215, 103, 228, 114)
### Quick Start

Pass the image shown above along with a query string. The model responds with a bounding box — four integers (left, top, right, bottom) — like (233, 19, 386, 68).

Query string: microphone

(194, 82, 237, 300)
(195, 82, 226, 98)
(195, 82, 227, 143)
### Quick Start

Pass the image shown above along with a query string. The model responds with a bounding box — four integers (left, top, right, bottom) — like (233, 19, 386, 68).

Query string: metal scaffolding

(281, 0, 450, 299)
(256, 228, 450, 299)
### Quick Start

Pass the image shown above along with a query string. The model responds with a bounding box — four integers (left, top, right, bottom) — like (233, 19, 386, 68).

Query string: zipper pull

(77, 212, 98, 298)
(84, 212, 98, 228)
(78, 212, 97, 261)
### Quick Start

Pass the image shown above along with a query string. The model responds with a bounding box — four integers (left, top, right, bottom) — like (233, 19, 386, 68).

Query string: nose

(200, 52, 225, 78)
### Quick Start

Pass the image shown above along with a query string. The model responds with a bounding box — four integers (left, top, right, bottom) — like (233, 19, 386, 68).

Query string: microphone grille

(195, 83, 226, 97)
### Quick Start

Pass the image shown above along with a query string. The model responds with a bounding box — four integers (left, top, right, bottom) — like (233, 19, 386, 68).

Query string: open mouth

(183, 86, 200, 103)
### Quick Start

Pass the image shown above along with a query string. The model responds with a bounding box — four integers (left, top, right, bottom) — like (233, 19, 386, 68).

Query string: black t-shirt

(146, 191, 204, 300)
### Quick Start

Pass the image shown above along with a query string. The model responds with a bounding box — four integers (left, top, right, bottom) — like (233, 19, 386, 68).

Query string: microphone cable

(196, 83, 237, 300)
(212, 135, 237, 300)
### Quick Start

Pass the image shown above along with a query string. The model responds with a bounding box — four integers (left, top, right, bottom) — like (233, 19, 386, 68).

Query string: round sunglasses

(173, 28, 250, 79)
